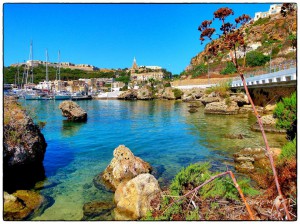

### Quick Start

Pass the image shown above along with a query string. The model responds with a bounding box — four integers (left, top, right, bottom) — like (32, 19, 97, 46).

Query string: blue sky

(4, 3, 272, 74)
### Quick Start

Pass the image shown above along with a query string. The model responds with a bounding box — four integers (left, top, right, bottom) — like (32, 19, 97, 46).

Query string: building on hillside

(130, 57, 164, 81)
(254, 4, 282, 21)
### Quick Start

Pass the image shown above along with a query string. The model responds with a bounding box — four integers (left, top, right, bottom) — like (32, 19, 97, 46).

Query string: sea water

(17, 99, 286, 220)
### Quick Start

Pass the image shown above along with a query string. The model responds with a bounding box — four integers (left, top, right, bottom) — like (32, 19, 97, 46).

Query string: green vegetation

(252, 17, 270, 26)
(278, 137, 296, 162)
(220, 62, 237, 75)
(172, 88, 183, 99)
(205, 82, 231, 98)
(4, 64, 117, 84)
(246, 51, 269, 67)
(191, 63, 208, 78)
(145, 162, 259, 221)
(273, 92, 296, 139)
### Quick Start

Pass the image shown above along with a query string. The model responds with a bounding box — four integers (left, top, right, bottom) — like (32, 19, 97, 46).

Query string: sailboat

(54, 50, 71, 100)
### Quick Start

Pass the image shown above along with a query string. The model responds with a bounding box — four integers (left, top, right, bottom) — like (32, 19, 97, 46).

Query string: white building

(254, 4, 282, 21)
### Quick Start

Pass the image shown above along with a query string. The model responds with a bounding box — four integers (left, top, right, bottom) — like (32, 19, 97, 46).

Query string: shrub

(220, 62, 237, 75)
(191, 63, 208, 78)
(170, 162, 260, 200)
(279, 137, 296, 162)
(205, 82, 231, 98)
(273, 92, 296, 139)
(172, 88, 183, 99)
(253, 17, 270, 26)
(246, 51, 269, 67)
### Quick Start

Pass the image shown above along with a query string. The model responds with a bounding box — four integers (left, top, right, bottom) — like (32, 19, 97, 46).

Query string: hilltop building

(130, 57, 164, 81)
(254, 4, 282, 21)
(10, 60, 99, 71)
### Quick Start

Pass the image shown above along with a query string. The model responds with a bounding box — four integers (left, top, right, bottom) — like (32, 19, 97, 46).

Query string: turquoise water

(18, 99, 286, 220)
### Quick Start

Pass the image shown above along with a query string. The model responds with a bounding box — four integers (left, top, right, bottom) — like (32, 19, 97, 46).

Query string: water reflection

(61, 120, 86, 137)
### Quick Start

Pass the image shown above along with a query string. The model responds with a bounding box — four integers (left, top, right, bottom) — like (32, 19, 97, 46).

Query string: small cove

(17, 99, 286, 220)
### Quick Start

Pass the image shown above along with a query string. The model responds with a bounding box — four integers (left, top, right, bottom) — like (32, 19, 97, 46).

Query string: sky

(3, 3, 273, 74)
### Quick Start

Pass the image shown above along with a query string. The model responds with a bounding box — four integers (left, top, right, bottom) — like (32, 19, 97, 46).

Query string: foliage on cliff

(186, 5, 296, 78)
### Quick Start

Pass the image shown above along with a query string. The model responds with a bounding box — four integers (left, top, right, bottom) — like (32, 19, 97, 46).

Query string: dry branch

(163, 170, 255, 220)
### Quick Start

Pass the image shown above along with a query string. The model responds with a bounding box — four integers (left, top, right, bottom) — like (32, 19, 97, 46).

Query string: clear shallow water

(18, 99, 286, 220)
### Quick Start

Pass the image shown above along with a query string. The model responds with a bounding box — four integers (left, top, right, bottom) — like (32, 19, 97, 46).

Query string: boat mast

(30, 40, 33, 83)
(46, 49, 49, 90)
(58, 50, 61, 91)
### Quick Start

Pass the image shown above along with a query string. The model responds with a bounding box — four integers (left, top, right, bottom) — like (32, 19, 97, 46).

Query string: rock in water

(162, 87, 176, 100)
(118, 90, 138, 100)
(114, 173, 162, 220)
(59, 101, 87, 121)
(204, 100, 239, 115)
(101, 145, 152, 191)
(4, 190, 45, 220)
(4, 97, 47, 191)
(251, 114, 286, 133)
(82, 201, 115, 221)
(3, 97, 47, 167)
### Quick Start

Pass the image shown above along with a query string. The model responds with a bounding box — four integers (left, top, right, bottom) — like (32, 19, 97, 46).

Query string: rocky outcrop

(229, 93, 249, 107)
(239, 105, 264, 114)
(82, 201, 115, 221)
(137, 85, 154, 100)
(162, 87, 176, 100)
(114, 173, 162, 220)
(118, 90, 138, 100)
(233, 147, 281, 173)
(251, 114, 286, 133)
(199, 92, 222, 105)
(59, 101, 87, 121)
(4, 190, 45, 220)
(100, 145, 152, 191)
(182, 88, 205, 102)
(3, 97, 47, 167)
(204, 100, 239, 115)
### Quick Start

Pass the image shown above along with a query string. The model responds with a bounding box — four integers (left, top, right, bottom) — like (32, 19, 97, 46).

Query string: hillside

(182, 8, 296, 80)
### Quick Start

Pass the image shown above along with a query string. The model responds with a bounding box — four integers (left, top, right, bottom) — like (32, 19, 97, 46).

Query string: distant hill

(182, 8, 296, 79)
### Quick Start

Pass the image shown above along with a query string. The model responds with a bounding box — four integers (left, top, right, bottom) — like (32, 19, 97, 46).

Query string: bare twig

(162, 170, 255, 220)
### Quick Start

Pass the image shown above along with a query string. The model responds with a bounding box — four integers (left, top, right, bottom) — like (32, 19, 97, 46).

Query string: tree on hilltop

(198, 6, 292, 220)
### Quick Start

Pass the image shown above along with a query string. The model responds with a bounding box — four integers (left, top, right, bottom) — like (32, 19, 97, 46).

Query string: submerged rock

(59, 101, 87, 121)
(101, 145, 152, 191)
(251, 114, 286, 133)
(224, 133, 245, 139)
(188, 108, 198, 113)
(82, 201, 115, 221)
(114, 173, 162, 220)
(204, 101, 239, 115)
(4, 190, 45, 221)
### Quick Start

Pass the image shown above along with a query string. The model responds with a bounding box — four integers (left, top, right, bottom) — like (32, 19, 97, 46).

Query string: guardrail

(231, 67, 296, 87)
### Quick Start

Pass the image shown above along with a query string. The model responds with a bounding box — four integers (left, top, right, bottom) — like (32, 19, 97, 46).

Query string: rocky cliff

(4, 96, 47, 192)
(187, 9, 296, 76)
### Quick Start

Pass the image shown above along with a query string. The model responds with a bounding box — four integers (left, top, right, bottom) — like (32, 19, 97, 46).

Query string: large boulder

(118, 90, 138, 100)
(3, 97, 47, 167)
(4, 190, 45, 220)
(114, 173, 162, 220)
(204, 100, 239, 115)
(101, 145, 152, 191)
(182, 88, 205, 102)
(199, 93, 222, 105)
(137, 85, 153, 100)
(162, 87, 176, 100)
(59, 101, 87, 121)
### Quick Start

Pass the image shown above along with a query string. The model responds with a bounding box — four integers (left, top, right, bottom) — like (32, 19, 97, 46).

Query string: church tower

(132, 57, 138, 70)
